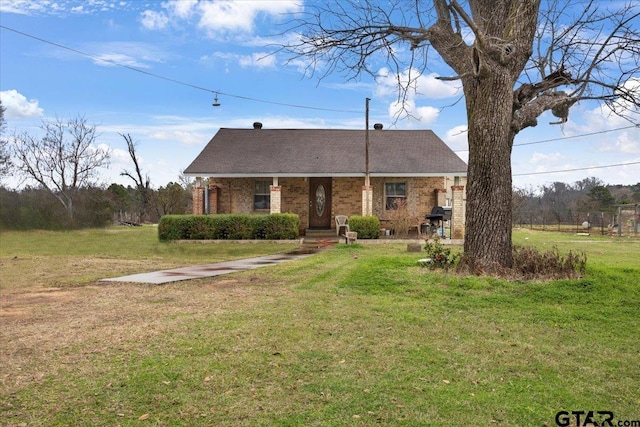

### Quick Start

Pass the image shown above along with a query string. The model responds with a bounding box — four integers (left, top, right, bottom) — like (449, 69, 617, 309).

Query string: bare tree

(281, 0, 640, 273)
(0, 100, 11, 179)
(119, 133, 153, 222)
(12, 115, 110, 227)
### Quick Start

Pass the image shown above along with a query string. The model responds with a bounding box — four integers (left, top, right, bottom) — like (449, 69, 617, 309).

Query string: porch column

(451, 185, 465, 239)
(192, 178, 204, 215)
(270, 177, 281, 214)
(362, 185, 373, 216)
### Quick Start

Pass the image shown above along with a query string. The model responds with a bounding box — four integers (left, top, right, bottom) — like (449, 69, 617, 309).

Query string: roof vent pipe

(374, 123, 383, 130)
(253, 122, 263, 129)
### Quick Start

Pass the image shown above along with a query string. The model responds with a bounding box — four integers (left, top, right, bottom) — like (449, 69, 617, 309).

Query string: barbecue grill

(425, 206, 451, 222)
(424, 206, 452, 238)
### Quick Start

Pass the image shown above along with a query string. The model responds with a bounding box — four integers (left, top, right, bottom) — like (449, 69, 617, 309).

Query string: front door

(309, 177, 332, 229)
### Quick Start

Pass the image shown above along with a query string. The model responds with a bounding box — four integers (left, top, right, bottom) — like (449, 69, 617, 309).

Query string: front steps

(302, 228, 343, 248)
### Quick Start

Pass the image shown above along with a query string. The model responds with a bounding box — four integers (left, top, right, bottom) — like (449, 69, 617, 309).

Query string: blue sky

(1, 0, 638, 190)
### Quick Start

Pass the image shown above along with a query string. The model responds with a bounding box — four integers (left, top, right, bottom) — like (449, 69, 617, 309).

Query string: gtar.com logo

(555, 411, 640, 427)
(555, 411, 614, 427)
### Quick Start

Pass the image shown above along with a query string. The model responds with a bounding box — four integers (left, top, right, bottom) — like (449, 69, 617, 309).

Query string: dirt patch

(0, 271, 287, 395)
(0, 288, 77, 318)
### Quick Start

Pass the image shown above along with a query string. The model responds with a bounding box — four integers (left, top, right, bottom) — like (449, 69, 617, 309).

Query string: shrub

(349, 215, 381, 239)
(422, 236, 460, 269)
(512, 245, 587, 280)
(385, 199, 419, 238)
(264, 213, 300, 239)
(158, 214, 299, 241)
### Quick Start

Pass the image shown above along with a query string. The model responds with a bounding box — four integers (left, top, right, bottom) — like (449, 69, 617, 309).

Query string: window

(254, 181, 271, 210)
(385, 182, 406, 210)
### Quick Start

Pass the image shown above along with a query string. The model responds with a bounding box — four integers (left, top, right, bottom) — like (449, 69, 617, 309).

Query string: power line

(514, 125, 638, 147)
(513, 161, 640, 177)
(454, 125, 638, 153)
(0, 24, 361, 114)
(449, 126, 640, 176)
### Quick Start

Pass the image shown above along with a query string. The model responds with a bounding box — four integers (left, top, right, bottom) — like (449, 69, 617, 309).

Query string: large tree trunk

(459, 70, 516, 274)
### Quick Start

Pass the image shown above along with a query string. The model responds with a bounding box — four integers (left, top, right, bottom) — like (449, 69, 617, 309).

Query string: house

(184, 122, 468, 238)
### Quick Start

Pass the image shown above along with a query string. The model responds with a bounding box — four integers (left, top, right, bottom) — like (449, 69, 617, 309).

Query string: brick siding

(193, 176, 462, 233)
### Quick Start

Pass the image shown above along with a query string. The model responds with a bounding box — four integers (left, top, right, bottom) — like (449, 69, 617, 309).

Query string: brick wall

(333, 177, 363, 217)
(190, 176, 464, 233)
(371, 177, 444, 219)
(280, 178, 308, 230)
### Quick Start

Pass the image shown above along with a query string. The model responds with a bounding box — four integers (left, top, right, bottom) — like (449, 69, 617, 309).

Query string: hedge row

(349, 215, 381, 239)
(158, 214, 300, 241)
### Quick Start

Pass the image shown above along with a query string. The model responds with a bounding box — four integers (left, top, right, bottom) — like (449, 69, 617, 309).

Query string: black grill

(425, 206, 451, 222)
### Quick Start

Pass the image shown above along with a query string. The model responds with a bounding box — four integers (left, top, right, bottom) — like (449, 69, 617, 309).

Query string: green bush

(422, 236, 460, 269)
(264, 213, 300, 239)
(349, 215, 381, 239)
(158, 214, 299, 241)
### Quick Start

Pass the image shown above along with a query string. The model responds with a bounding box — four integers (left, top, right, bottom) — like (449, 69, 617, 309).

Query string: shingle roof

(184, 128, 467, 177)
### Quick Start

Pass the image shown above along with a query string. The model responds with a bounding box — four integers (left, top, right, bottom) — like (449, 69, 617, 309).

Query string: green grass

(0, 228, 638, 426)
(0, 225, 299, 260)
(0, 226, 299, 292)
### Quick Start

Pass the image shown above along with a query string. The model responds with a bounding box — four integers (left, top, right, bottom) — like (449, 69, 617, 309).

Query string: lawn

(0, 227, 638, 426)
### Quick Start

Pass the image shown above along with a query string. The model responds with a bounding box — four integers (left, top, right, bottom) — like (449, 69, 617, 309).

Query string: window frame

(253, 180, 271, 211)
(385, 182, 407, 210)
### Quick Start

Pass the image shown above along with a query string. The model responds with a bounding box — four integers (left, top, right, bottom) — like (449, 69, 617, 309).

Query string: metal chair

(335, 215, 350, 236)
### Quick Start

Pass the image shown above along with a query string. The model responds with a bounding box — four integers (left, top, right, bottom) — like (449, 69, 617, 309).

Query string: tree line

(513, 178, 640, 227)
(0, 102, 192, 229)
(0, 183, 192, 230)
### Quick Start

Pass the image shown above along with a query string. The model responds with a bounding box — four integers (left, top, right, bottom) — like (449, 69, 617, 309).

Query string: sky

(1, 0, 638, 191)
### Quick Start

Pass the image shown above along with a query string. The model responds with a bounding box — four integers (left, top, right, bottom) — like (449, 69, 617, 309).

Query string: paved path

(100, 252, 315, 285)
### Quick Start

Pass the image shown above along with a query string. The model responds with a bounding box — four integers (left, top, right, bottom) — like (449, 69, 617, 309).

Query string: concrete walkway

(100, 252, 315, 285)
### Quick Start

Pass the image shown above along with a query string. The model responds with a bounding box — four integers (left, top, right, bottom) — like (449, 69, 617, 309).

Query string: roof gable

(184, 128, 467, 177)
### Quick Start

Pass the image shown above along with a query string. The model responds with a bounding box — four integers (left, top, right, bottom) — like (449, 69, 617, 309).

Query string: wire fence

(513, 205, 640, 237)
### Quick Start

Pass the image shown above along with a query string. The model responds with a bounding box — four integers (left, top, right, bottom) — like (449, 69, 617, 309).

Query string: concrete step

(304, 228, 337, 238)
(302, 229, 342, 247)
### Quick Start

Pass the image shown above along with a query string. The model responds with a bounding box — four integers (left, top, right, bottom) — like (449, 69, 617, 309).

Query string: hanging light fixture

(212, 92, 221, 107)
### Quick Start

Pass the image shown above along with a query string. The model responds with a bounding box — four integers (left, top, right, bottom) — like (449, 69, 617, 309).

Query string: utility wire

(513, 161, 640, 177)
(454, 125, 638, 153)
(0, 24, 361, 114)
(514, 125, 638, 147)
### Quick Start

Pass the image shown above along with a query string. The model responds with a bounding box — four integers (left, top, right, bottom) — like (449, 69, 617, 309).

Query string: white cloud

(206, 51, 276, 70)
(92, 53, 148, 68)
(196, 1, 300, 36)
(238, 52, 276, 69)
(388, 99, 440, 127)
(148, 130, 209, 146)
(163, 0, 198, 19)
(375, 68, 461, 99)
(140, 9, 169, 30)
(375, 67, 461, 127)
(0, 0, 105, 15)
(0, 0, 46, 14)
(140, 0, 301, 36)
(443, 125, 469, 163)
(85, 42, 168, 68)
(443, 125, 468, 150)
(530, 151, 565, 164)
(599, 130, 640, 154)
(0, 89, 44, 118)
